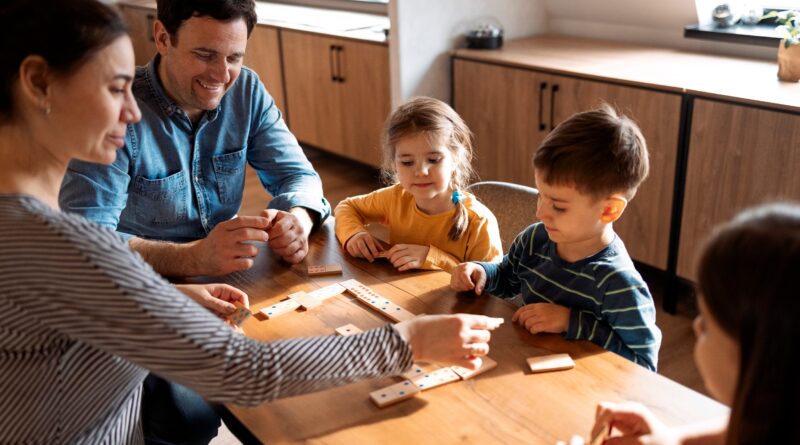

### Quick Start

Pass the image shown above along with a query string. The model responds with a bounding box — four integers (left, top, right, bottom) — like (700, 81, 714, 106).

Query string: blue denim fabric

(59, 55, 331, 242)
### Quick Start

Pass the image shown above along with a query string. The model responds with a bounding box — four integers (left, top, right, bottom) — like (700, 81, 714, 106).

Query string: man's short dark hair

(156, 0, 257, 41)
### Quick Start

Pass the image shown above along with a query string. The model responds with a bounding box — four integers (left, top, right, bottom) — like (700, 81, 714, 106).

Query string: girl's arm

(334, 186, 395, 247)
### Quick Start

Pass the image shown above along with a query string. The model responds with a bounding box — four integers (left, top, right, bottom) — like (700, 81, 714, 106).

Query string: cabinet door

(550, 77, 681, 269)
(453, 59, 550, 187)
(282, 30, 344, 153)
(678, 99, 800, 279)
(338, 40, 390, 167)
(119, 5, 157, 66)
(245, 26, 286, 119)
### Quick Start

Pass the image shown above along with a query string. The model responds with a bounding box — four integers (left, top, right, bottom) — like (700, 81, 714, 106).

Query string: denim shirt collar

(142, 55, 220, 123)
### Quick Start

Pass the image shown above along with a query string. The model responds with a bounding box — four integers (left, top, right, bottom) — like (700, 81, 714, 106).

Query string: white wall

(389, 0, 547, 106)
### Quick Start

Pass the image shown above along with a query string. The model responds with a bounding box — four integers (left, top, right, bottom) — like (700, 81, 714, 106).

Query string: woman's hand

(393, 314, 504, 369)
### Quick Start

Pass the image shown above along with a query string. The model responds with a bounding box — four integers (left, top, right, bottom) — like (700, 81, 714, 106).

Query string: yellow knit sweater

(334, 184, 503, 272)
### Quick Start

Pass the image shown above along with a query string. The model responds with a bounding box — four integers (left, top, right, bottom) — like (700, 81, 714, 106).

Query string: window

(687, 1, 800, 46)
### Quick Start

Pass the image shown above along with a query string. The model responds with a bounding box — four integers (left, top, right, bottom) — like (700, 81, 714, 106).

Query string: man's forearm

(129, 237, 202, 277)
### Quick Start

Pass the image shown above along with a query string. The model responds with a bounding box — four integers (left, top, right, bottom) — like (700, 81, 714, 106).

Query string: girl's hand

(385, 244, 430, 271)
(512, 303, 570, 334)
(593, 401, 680, 445)
(344, 231, 384, 261)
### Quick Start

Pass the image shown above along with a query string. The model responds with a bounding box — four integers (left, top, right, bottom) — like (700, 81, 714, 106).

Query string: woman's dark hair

(0, 0, 127, 120)
(697, 203, 800, 445)
(156, 0, 257, 42)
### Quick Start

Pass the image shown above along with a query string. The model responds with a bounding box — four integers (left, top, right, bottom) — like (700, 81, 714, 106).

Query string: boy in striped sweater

(451, 105, 661, 370)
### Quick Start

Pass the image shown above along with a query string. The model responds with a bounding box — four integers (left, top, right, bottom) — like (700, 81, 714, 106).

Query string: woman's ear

(17, 55, 52, 114)
(600, 195, 628, 223)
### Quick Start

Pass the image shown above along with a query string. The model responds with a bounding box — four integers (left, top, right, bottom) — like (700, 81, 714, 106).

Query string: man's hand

(512, 303, 570, 335)
(384, 244, 429, 271)
(186, 216, 270, 276)
(450, 262, 488, 294)
(262, 208, 313, 264)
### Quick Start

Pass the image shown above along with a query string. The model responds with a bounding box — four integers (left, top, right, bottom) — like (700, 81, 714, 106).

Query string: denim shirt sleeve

(59, 138, 136, 241)
(245, 74, 332, 226)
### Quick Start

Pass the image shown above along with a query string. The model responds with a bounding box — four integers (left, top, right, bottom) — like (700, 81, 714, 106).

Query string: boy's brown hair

(533, 104, 649, 200)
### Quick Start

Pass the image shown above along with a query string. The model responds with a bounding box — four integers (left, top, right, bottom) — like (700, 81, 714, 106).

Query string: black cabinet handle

(329, 45, 337, 82)
(538, 82, 547, 131)
(549, 84, 560, 130)
(336, 45, 345, 83)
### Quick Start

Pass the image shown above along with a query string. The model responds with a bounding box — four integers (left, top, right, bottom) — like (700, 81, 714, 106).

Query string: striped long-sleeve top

(0, 194, 413, 444)
(478, 222, 661, 371)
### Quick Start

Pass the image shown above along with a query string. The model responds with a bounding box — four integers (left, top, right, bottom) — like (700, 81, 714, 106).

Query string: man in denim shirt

(59, 1, 330, 443)
(59, 0, 330, 279)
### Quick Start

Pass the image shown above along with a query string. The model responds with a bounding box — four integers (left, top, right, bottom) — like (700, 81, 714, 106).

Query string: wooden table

(214, 220, 728, 444)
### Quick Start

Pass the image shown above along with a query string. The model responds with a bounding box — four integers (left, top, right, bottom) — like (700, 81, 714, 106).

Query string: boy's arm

(333, 187, 393, 247)
(565, 272, 661, 371)
(476, 230, 527, 298)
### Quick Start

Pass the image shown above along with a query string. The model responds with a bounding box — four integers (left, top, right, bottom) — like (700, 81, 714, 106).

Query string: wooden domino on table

(451, 356, 498, 380)
(258, 299, 301, 320)
(526, 353, 575, 373)
(288, 291, 322, 309)
(308, 283, 346, 302)
(334, 323, 363, 336)
(339, 279, 416, 322)
(308, 264, 343, 276)
(226, 302, 252, 326)
(410, 367, 461, 391)
(369, 380, 420, 408)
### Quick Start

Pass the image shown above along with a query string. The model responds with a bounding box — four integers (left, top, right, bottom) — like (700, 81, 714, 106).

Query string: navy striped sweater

(479, 222, 661, 370)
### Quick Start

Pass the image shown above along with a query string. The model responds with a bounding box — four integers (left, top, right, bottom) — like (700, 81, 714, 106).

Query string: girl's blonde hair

(380, 96, 475, 241)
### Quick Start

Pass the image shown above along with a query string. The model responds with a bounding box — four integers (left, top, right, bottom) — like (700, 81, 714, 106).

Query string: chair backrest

(467, 181, 539, 252)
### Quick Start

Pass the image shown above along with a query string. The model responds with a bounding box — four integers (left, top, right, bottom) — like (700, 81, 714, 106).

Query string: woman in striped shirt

(0, 1, 503, 443)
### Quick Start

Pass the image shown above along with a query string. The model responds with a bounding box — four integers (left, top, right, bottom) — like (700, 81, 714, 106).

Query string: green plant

(763, 10, 800, 48)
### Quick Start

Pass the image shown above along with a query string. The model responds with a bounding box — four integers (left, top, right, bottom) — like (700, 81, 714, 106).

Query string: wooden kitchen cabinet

(282, 29, 389, 167)
(244, 25, 286, 117)
(118, 4, 157, 66)
(454, 58, 680, 269)
(677, 99, 800, 279)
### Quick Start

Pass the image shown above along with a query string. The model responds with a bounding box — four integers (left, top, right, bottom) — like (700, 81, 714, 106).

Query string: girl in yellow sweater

(334, 97, 502, 272)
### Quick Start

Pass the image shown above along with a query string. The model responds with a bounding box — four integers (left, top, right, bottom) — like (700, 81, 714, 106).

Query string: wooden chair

(466, 181, 539, 252)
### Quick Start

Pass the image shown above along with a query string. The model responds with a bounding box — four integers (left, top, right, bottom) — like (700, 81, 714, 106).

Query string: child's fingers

(365, 236, 382, 258)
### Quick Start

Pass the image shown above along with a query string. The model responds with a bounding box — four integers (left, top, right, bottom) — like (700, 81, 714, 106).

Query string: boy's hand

(384, 244, 430, 271)
(450, 262, 487, 295)
(344, 231, 384, 262)
(512, 303, 570, 334)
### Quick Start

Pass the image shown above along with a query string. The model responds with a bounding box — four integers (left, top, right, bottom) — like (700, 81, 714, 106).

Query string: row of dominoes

(258, 283, 347, 319)
(339, 279, 416, 322)
(369, 357, 499, 408)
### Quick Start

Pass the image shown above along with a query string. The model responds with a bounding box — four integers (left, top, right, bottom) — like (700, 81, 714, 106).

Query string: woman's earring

(42, 101, 51, 116)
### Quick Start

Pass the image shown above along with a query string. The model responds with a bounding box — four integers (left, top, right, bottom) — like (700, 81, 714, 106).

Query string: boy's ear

(600, 195, 628, 223)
